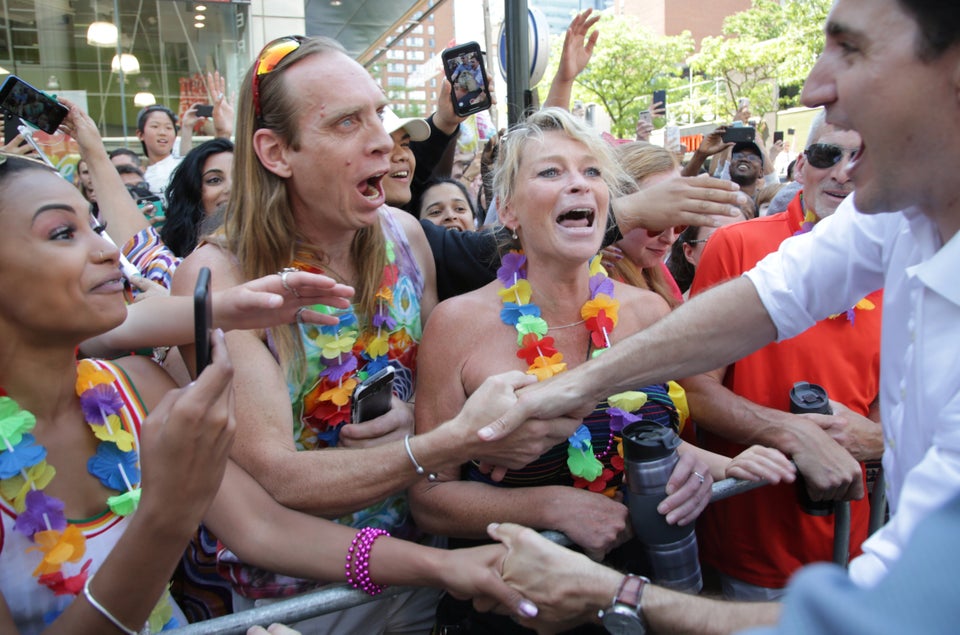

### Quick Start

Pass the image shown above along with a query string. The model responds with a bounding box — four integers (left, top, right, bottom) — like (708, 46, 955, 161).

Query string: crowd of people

(0, 0, 958, 633)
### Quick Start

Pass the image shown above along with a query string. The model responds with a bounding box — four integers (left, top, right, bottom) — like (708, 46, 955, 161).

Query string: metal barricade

(167, 475, 855, 633)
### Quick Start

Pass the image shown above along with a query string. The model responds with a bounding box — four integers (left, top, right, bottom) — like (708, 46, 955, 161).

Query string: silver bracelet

(82, 576, 139, 635)
(404, 433, 438, 481)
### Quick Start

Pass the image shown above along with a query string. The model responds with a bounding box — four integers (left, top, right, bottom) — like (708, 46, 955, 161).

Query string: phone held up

(722, 126, 756, 144)
(195, 104, 214, 118)
(194, 267, 213, 375)
(773, 130, 784, 144)
(0, 75, 68, 135)
(352, 366, 396, 424)
(652, 89, 667, 110)
(442, 42, 491, 118)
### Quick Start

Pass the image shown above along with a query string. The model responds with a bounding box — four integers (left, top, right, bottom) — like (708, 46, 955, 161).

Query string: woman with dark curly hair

(160, 138, 234, 257)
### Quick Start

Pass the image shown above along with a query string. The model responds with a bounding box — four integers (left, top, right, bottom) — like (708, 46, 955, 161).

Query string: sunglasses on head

(804, 143, 859, 169)
(252, 35, 306, 121)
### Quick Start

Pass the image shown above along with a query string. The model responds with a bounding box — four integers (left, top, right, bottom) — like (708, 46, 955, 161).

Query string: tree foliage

(539, 15, 694, 138)
(690, 0, 832, 120)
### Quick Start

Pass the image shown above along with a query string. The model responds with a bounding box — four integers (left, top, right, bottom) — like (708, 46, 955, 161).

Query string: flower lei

(0, 360, 174, 630)
(792, 192, 876, 325)
(498, 251, 649, 492)
(292, 240, 403, 446)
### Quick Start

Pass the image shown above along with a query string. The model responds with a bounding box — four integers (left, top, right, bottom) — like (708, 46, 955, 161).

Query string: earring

(511, 227, 518, 240)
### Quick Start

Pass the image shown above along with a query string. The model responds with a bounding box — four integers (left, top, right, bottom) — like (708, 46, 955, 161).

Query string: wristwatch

(599, 574, 649, 635)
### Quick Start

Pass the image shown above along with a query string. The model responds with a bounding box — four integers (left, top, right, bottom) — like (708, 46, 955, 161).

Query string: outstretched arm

(489, 522, 782, 634)
(80, 270, 354, 356)
(480, 276, 777, 441)
(543, 9, 600, 110)
(60, 98, 150, 248)
(611, 173, 744, 234)
(204, 460, 534, 618)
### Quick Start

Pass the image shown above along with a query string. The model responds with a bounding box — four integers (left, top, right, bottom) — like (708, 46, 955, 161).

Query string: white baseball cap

(382, 106, 430, 142)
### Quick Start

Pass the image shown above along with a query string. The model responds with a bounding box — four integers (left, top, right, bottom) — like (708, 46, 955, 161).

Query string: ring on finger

(295, 307, 307, 324)
(217, 92, 225, 102)
(693, 471, 705, 484)
(279, 267, 301, 298)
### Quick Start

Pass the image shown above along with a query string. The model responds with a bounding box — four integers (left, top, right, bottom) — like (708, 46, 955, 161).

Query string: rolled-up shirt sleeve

(745, 195, 888, 341)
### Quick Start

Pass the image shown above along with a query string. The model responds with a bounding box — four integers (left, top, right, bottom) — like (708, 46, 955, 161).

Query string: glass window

(0, 1, 249, 145)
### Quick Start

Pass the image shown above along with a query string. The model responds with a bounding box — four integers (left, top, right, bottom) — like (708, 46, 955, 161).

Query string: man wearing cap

(659, 111, 884, 600)
(683, 126, 778, 206)
(728, 139, 766, 200)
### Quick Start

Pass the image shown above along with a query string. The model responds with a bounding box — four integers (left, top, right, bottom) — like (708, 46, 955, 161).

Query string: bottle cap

(622, 422, 680, 462)
(789, 382, 831, 415)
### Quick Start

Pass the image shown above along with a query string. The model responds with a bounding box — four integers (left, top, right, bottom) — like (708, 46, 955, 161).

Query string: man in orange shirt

(682, 113, 884, 599)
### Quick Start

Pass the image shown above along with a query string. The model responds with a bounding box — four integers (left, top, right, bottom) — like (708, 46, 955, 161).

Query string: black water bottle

(622, 421, 703, 593)
(789, 381, 835, 516)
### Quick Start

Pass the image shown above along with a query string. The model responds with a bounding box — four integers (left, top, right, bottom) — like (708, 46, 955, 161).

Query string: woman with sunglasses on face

(668, 211, 749, 297)
(0, 153, 537, 635)
(170, 36, 577, 631)
(604, 142, 686, 308)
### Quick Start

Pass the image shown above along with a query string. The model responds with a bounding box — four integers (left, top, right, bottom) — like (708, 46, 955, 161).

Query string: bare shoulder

(387, 206, 423, 235)
(112, 355, 178, 410)
(425, 283, 501, 335)
(172, 242, 244, 295)
(610, 279, 670, 337)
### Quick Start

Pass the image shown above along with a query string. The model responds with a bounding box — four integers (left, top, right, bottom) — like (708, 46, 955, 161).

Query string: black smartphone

(773, 130, 784, 144)
(3, 112, 22, 146)
(194, 267, 213, 375)
(351, 366, 396, 424)
(195, 104, 214, 118)
(442, 42, 491, 117)
(787, 128, 796, 136)
(722, 126, 756, 144)
(0, 75, 68, 134)
(652, 89, 667, 109)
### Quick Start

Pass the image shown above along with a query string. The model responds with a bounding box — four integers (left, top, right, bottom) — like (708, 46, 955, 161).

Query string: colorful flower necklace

(0, 360, 174, 630)
(498, 251, 650, 491)
(289, 238, 411, 448)
(792, 192, 877, 325)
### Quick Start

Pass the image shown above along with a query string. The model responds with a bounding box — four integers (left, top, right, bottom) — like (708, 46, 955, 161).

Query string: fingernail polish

(519, 600, 538, 618)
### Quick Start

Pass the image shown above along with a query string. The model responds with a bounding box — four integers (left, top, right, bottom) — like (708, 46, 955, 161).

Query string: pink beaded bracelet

(345, 527, 390, 595)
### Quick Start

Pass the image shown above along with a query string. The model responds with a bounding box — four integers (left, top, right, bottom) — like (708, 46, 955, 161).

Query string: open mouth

(389, 169, 409, 180)
(556, 208, 595, 228)
(358, 172, 385, 201)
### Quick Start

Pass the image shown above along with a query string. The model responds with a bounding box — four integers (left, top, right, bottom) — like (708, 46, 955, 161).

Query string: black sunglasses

(804, 143, 858, 169)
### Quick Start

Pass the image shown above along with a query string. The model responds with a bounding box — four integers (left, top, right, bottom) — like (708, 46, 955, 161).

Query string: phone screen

(773, 131, 784, 144)
(194, 267, 213, 375)
(442, 42, 491, 117)
(0, 76, 68, 134)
